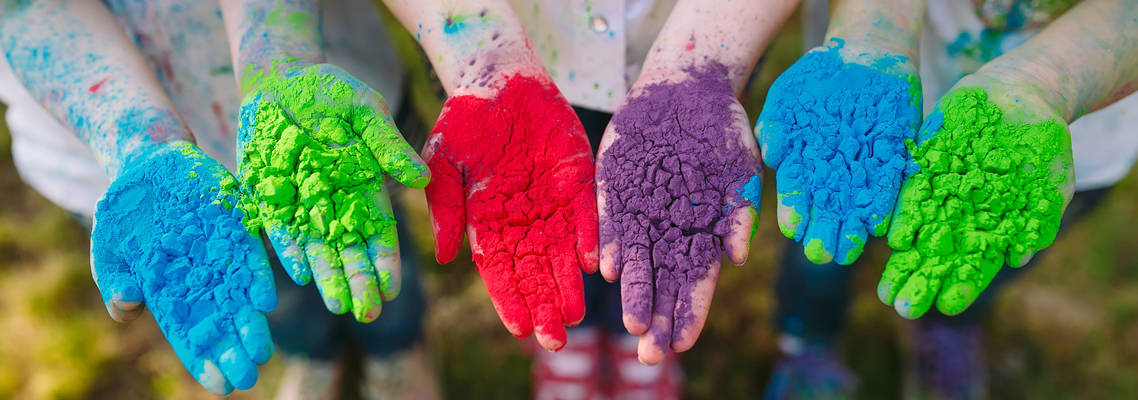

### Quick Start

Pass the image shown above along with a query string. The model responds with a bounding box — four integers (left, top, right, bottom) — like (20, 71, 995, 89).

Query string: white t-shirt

(921, 0, 1138, 190)
(508, 0, 676, 113)
(1, 0, 406, 217)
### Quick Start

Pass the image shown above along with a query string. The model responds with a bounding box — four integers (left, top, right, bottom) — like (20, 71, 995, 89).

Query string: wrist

(239, 59, 324, 93)
(970, 62, 1071, 121)
(445, 45, 546, 97)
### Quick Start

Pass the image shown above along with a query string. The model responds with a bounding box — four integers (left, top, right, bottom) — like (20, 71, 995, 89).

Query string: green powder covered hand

(237, 63, 430, 323)
(879, 75, 1075, 319)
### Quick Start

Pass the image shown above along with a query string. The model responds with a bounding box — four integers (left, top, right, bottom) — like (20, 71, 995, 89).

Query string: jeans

(266, 198, 427, 360)
(774, 188, 1114, 342)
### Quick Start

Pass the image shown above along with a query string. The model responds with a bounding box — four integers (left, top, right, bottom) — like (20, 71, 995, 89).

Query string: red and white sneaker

(532, 327, 607, 400)
(608, 333, 684, 400)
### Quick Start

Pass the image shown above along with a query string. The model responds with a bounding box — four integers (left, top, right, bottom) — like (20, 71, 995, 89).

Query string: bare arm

(384, 0, 538, 95)
(638, 0, 800, 95)
(826, 0, 925, 61)
(0, 0, 194, 179)
(978, 0, 1138, 122)
(219, 0, 324, 90)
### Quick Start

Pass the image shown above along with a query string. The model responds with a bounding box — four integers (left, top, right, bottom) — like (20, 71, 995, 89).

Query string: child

(761, 0, 1138, 398)
(0, 0, 438, 397)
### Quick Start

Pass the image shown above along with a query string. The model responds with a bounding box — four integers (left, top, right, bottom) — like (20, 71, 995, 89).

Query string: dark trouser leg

(267, 202, 427, 360)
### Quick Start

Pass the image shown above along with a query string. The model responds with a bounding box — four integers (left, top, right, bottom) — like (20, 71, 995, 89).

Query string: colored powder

(238, 65, 427, 318)
(598, 62, 761, 349)
(756, 40, 920, 265)
(881, 87, 1070, 317)
(424, 73, 597, 348)
(91, 143, 276, 394)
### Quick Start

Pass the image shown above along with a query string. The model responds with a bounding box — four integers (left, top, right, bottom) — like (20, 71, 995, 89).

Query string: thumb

(91, 203, 146, 323)
(357, 90, 431, 189)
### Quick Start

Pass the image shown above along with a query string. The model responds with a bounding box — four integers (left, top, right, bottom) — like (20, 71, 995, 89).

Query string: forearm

(978, 0, 1138, 122)
(826, 0, 925, 60)
(219, 0, 324, 90)
(0, 0, 193, 179)
(639, 0, 799, 95)
(384, 0, 537, 94)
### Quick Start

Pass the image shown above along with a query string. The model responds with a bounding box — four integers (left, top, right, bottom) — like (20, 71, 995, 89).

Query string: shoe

(532, 327, 607, 400)
(905, 318, 987, 400)
(360, 344, 442, 400)
(608, 333, 683, 400)
(765, 334, 857, 400)
(274, 355, 344, 400)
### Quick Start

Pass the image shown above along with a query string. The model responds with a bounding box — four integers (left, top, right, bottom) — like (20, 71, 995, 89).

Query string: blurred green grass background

(4, 8, 1138, 400)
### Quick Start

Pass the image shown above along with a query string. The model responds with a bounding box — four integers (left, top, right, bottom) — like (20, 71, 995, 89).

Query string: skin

(386, 0, 598, 351)
(219, 0, 430, 322)
(0, 0, 274, 394)
(756, 0, 925, 265)
(879, 0, 1138, 319)
(596, 0, 799, 365)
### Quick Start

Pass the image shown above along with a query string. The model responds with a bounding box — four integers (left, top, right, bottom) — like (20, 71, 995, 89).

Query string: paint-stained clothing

(0, 0, 406, 217)
(920, 0, 1138, 190)
(507, 0, 676, 112)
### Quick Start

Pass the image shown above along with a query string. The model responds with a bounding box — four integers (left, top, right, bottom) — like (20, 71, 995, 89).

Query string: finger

(572, 187, 600, 274)
(368, 188, 402, 301)
(935, 256, 1001, 316)
(305, 241, 351, 315)
(368, 230, 402, 302)
(355, 93, 431, 189)
(514, 253, 567, 352)
(423, 137, 466, 264)
(244, 235, 277, 313)
(216, 336, 259, 391)
(801, 207, 838, 264)
(877, 249, 921, 305)
(834, 216, 869, 265)
(235, 306, 274, 364)
(189, 358, 234, 396)
(892, 255, 950, 320)
(723, 202, 758, 266)
(343, 243, 384, 322)
(671, 257, 721, 353)
(476, 233, 535, 340)
(90, 227, 146, 322)
(753, 118, 788, 169)
(265, 220, 313, 285)
(637, 265, 678, 365)
(776, 187, 810, 242)
(108, 297, 146, 323)
(551, 241, 585, 327)
(596, 123, 621, 280)
(620, 239, 652, 335)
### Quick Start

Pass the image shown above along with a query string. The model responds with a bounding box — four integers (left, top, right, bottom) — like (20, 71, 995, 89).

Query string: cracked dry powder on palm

(238, 69, 423, 298)
(599, 62, 761, 346)
(883, 87, 1070, 315)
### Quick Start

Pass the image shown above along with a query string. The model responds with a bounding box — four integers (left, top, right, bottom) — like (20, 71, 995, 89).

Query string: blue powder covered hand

(91, 142, 277, 396)
(755, 38, 921, 264)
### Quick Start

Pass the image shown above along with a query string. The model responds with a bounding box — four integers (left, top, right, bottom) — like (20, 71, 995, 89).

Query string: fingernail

(116, 301, 142, 311)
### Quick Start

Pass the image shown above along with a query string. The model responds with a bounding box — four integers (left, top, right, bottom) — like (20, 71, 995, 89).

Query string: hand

(596, 64, 762, 364)
(91, 142, 277, 395)
(879, 72, 1075, 319)
(755, 38, 922, 265)
(423, 66, 598, 352)
(237, 63, 430, 322)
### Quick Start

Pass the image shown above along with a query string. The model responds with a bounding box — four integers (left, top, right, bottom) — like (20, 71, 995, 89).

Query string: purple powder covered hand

(596, 62, 762, 364)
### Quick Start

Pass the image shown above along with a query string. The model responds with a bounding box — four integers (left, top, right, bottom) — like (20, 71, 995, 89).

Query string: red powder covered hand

(423, 70, 599, 351)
